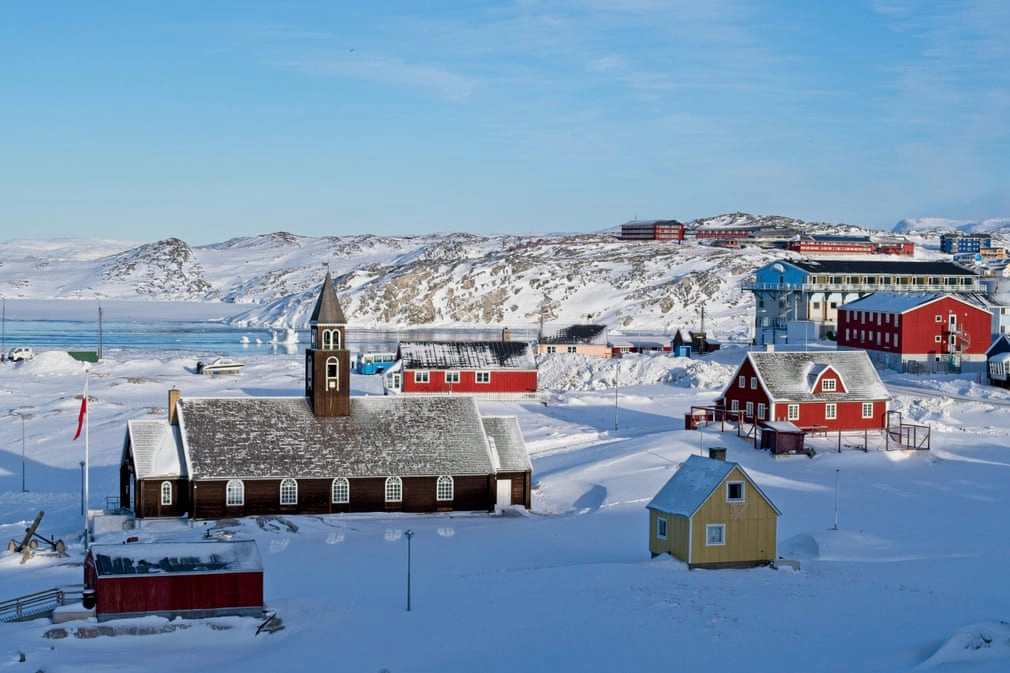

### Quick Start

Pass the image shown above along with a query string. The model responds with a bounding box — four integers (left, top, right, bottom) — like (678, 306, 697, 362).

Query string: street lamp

(404, 529, 414, 612)
(20, 413, 27, 492)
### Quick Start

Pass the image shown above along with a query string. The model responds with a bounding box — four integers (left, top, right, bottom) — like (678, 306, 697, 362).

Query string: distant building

(385, 340, 538, 397)
(940, 233, 992, 254)
(647, 452, 780, 569)
(785, 235, 914, 256)
(538, 324, 611, 358)
(619, 220, 685, 241)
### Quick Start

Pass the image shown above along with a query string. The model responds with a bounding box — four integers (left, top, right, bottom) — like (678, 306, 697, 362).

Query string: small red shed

(759, 421, 806, 455)
(84, 540, 264, 621)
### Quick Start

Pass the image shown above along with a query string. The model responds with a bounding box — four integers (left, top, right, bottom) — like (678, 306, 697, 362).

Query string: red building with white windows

(717, 350, 889, 431)
(384, 341, 538, 398)
(837, 293, 991, 372)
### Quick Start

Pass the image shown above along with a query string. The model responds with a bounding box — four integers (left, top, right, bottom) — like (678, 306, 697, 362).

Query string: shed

(759, 421, 806, 455)
(647, 454, 780, 569)
(84, 540, 264, 621)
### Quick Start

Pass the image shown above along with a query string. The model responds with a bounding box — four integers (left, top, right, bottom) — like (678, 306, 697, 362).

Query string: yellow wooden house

(647, 452, 780, 569)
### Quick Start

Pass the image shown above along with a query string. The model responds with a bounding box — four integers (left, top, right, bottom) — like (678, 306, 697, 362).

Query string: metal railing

(0, 585, 85, 623)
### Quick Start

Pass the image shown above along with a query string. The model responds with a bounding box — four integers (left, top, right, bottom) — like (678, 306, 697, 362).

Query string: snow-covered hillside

(0, 214, 962, 335)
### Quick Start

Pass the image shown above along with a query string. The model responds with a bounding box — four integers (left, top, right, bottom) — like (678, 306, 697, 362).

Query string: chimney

(502, 327, 511, 342)
(708, 447, 727, 461)
(168, 388, 181, 425)
(765, 343, 775, 352)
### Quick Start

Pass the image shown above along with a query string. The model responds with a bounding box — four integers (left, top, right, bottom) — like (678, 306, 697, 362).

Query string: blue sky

(3, 1, 1009, 244)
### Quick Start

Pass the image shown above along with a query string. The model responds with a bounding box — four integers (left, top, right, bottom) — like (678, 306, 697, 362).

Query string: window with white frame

(436, 475, 454, 501)
(385, 476, 403, 502)
(476, 371, 491, 384)
(705, 524, 726, 546)
(757, 403, 766, 420)
(656, 517, 667, 540)
(821, 378, 836, 392)
(546, 345, 557, 354)
(738, 375, 746, 388)
(746, 401, 754, 418)
(566, 346, 577, 353)
(935, 314, 943, 322)
(750, 377, 757, 390)
(787, 404, 800, 421)
(414, 370, 430, 384)
(280, 478, 298, 505)
(862, 402, 874, 418)
(226, 479, 244, 506)
(326, 356, 339, 390)
(825, 403, 837, 420)
(445, 371, 460, 384)
(331, 477, 349, 504)
(726, 481, 744, 502)
(934, 335, 942, 342)
(730, 399, 739, 412)
(160, 481, 172, 506)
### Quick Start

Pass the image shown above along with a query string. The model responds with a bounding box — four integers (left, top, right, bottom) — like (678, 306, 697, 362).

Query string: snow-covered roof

(762, 421, 804, 433)
(397, 341, 536, 370)
(125, 419, 187, 479)
(481, 416, 532, 473)
(647, 455, 781, 517)
(540, 324, 608, 345)
(176, 395, 523, 479)
(838, 292, 980, 314)
(89, 540, 262, 577)
(746, 351, 888, 402)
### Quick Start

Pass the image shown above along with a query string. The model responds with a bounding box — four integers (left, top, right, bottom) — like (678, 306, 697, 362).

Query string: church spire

(305, 270, 351, 417)
(311, 270, 346, 325)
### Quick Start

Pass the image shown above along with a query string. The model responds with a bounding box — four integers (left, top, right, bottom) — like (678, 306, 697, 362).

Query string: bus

(355, 351, 397, 375)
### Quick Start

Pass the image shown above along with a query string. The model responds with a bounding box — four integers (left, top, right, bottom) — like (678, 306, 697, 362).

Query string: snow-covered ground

(2, 336, 1010, 672)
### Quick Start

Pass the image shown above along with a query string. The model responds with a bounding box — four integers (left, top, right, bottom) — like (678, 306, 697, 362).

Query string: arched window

(385, 476, 402, 503)
(160, 481, 173, 506)
(280, 478, 298, 505)
(326, 356, 339, 390)
(322, 329, 342, 350)
(331, 477, 350, 504)
(436, 475, 454, 501)
(226, 480, 244, 506)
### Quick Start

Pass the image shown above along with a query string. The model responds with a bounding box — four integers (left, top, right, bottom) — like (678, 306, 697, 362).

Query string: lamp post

(614, 358, 620, 431)
(404, 529, 414, 612)
(20, 413, 26, 492)
(833, 469, 840, 530)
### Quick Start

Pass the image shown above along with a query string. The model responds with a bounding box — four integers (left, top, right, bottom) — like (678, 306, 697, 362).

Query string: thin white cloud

(279, 56, 480, 102)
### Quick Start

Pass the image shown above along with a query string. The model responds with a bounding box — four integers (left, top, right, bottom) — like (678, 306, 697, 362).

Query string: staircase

(0, 586, 84, 623)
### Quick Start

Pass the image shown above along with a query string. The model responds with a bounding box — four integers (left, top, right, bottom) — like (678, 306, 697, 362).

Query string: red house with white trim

(384, 341, 538, 398)
(717, 350, 889, 431)
(837, 293, 991, 372)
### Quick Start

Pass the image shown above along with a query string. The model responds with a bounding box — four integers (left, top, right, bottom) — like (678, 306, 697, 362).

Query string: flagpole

(83, 368, 90, 549)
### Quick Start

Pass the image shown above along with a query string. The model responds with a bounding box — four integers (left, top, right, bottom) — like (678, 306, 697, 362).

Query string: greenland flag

(73, 379, 88, 441)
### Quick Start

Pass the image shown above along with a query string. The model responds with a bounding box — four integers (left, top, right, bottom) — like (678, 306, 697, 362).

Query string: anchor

(7, 511, 66, 560)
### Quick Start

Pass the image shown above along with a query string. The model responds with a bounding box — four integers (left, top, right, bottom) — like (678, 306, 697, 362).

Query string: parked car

(7, 346, 35, 362)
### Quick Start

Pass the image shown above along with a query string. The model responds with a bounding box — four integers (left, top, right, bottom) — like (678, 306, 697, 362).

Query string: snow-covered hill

(0, 214, 968, 335)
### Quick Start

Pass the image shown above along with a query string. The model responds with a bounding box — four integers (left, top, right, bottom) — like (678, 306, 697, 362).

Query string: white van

(7, 346, 34, 362)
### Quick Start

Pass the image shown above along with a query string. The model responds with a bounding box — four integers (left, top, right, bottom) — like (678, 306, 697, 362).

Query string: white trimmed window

(935, 314, 943, 322)
(226, 479, 245, 506)
(436, 475, 454, 501)
(726, 481, 744, 502)
(280, 478, 298, 505)
(730, 399, 739, 412)
(745, 401, 754, 418)
(757, 403, 766, 420)
(822, 379, 836, 392)
(546, 345, 557, 353)
(445, 371, 460, 384)
(566, 346, 577, 353)
(738, 375, 746, 388)
(414, 371, 430, 384)
(862, 402, 874, 418)
(326, 356, 339, 390)
(656, 517, 667, 540)
(825, 403, 837, 420)
(160, 481, 172, 506)
(750, 377, 758, 390)
(706, 524, 726, 546)
(385, 476, 403, 502)
(476, 371, 491, 384)
(787, 404, 800, 421)
(331, 477, 349, 504)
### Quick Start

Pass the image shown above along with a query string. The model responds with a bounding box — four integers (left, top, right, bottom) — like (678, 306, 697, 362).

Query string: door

(496, 479, 513, 507)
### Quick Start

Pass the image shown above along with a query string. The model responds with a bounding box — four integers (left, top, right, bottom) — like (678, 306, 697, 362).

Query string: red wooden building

(384, 341, 538, 398)
(837, 293, 991, 372)
(717, 350, 889, 431)
(84, 540, 264, 621)
(619, 220, 684, 241)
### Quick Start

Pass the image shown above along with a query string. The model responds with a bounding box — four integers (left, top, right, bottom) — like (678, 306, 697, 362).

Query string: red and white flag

(73, 377, 88, 441)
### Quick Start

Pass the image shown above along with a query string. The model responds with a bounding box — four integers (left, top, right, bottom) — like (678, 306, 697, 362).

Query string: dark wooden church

(120, 272, 533, 519)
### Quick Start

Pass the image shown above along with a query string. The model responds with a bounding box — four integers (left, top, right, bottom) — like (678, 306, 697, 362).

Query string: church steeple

(305, 271, 351, 416)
